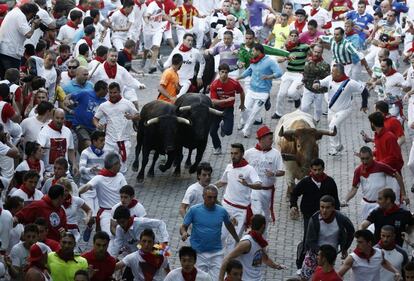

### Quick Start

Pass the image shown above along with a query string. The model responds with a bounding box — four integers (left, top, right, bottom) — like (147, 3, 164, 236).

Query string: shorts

(75, 125, 94, 144)
(143, 31, 163, 50)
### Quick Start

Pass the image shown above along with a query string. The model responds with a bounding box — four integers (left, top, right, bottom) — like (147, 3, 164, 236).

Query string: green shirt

(286, 44, 310, 73)
(48, 252, 88, 281)
(238, 44, 289, 68)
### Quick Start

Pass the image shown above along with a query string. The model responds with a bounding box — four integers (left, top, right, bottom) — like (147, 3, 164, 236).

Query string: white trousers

(240, 90, 269, 136)
(327, 107, 353, 150)
(178, 79, 192, 97)
(0, 155, 14, 181)
(105, 140, 131, 174)
(221, 201, 246, 255)
(81, 190, 99, 216)
(361, 200, 378, 220)
(251, 191, 272, 223)
(300, 88, 323, 121)
(275, 72, 303, 116)
(112, 37, 127, 51)
(408, 141, 414, 176)
(99, 209, 112, 236)
(196, 250, 223, 281)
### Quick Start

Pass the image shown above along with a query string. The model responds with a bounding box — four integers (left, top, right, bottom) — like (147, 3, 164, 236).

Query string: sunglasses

(68, 66, 78, 69)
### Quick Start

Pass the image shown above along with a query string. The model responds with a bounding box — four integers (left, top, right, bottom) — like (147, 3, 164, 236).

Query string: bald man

(37, 108, 78, 175)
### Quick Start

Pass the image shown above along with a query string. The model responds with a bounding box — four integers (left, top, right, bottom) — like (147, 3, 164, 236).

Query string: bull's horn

(317, 126, 337, 136)
(144, 117, 159, 126)
(278, 126, 296, 138)
(278, 126, 284, 137)
(176, 117, 191, 125)
(209, 107, 224, 116)
(179, 105, 192, 112)
(282, 153, 297, 161)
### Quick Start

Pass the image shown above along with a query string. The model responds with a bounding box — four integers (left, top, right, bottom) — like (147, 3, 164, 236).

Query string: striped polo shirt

(286, 44, 310, 73)
(320, 35, 364, 65)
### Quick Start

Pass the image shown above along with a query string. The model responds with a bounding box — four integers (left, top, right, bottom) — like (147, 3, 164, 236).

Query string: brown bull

(274, 110, 336, 199)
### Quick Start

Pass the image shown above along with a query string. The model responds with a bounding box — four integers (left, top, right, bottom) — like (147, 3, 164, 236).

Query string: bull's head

(178, 105, 223, 140)
(279, 126, 337, 173)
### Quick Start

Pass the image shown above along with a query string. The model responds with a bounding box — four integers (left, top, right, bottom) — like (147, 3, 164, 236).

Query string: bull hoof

(132, 161, 139, 172)
(189, 165, 197, 174)
(159, 165, 167, 172)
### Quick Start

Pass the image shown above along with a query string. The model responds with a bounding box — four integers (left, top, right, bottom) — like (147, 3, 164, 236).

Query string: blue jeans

(209, 107, 234, 149)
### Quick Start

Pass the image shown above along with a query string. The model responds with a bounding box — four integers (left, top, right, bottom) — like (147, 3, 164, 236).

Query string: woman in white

(59, 178, 92, 243)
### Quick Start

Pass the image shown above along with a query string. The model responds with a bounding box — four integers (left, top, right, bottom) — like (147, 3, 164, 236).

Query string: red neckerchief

(385, 68, 397, 77)
(333, 73, 349, 82)
(66, 20, 78, 30)
(48, 121, 62, 133)
(63, 194, 72, 208)
(378, 240, 396, 251)
(51, 177, 60, 185)
(310, 8, 319, 16)
(250, 53, 265, 64)
(109, 94, 122, 104)
(255, 143, 272, 152)
(83, 36, 93, 49)
(383, 204, 400, 216)
(233, 158, 248, 168)
(56, 56, 68, 66)
(103, 62, 117, 79)
(346, 29, 358, 36)
(120, 8, 127, 16)
(76, 4, 88, 12)
(135, 0, 143, 8)
(20, 183, 35, 199)
(139, 250, 164, 281)
(99, 168, 117, 177)
(249, 230, 268, 248)
(179, 44, 191, 52)
(27, 158, 41, 173)
(123, 49, 132, 61)
(295, 20, 306, 33)
(353, 247, 375, 262)
(94, 56, 105, 63)
(320, 210, 336, 224)
(182, 268, 197, 281)
(128, 198, 139, 208)
(361, 161, 375, 178)
(308, 54, 323, 63)
(285, 40, 298, 51)
(222, 11, 229, 16)
(56, 249, 75, 262)
(309, 171, 328, 183)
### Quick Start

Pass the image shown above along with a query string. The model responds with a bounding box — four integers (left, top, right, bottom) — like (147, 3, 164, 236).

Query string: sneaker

(83, 226, 93, 242)
(253, 119, 263, 125)
(271, 113, 282, 119)
(237, 123, 244, 131)
(328, 148, 339, 156)
(264, 98, 271, 111)
(148, 67, 157, 74)
(337, 144, 344, 152)
(294, 99, 301, 108)
(213, 147, 222, 155)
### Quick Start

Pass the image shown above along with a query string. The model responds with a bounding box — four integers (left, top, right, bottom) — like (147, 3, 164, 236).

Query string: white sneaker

(237, 123, 244, 131)
(213, 147, 222, 155)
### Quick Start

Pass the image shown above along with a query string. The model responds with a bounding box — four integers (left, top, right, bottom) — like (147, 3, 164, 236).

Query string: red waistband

(363, 197, 377, 203)
(223, 198, 248, 209)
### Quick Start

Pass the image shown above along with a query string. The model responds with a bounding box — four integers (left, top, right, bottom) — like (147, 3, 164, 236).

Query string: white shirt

(110, 217, 169, 256)
(10, 241, 29, 269)
(111, 201, 147, 218)
(79, 146, 107, 185)
(63, 196, 85, 224)
(11, 188, 44, 203)
(20, 116, 48, 145)
(377, 246, 406, 281)
(110, 9, 134, 40)
(221, 163, 261, 206)
(192, 0, 220, 15)
(73, 38, 92, 59)
(57, 24, 79, 45)
(350, 248, 383, 281)
(216, 26, 244, 45)
(164, 46, 205, 81)
(37, 124, 74, 171)
(164, 268, 212, 281)
(15, 160, 45, 187)
(87, 173, 127, 208)
(94, 99, 138, 144)
(143, 1, 165, 34)
(320, 76, 365, 112)
(0, 7, 31, 59)
(318, 216, 340, 248)
(7, 224, 24, 253)
(41, 176, 79, 196)
(404, 66, 414, 128)
(25, 5, 53, 47)
(303, 6, 331, 30)
(122, 250, 169, 281)
(381, 72, 405, 100)
(0, 209, 14, 251)
(237, 234, 264, 281)
(181, 182, 204, 208)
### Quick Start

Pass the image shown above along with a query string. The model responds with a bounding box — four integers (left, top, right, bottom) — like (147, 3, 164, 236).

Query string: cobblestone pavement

(80, 58, 414, 281)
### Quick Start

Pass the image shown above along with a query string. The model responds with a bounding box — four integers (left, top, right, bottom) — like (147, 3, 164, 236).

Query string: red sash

(223, 198, 253, 228)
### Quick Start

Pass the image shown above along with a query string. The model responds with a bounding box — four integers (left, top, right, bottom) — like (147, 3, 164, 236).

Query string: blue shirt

(346, 11, 374, 40)
(63, 81, 94, 123)
(70, 90, 106, 129)
(183, 204, 230, 253)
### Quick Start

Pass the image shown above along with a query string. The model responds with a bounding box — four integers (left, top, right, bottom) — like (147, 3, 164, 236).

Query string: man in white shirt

(109, 0, 134, 51)
(37, 108, 77, 174)
(20, 101, 53, 147)
(79, 152, 127, 236)
(93, 82, 140, 173)
(128, 0, 146, 47)
(312, 63, 369, 156)
(304, 0, 331, 31)
(179, 162, 212, 217)
(404, 56, 414, 192)
(244, 126, 285, 224)
(57, 9, 83, 45)
(0, 203, 14, 253)
(0, 124, 20, 186)
(216, 143, 266, 253)
(212, 15, 244, 46)
(25, 0, 54, 48)
(164, 33, 205, 97)
(0, 3, 41, 78)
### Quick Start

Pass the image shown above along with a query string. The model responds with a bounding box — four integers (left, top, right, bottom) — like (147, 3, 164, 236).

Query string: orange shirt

(170, 4, 199, 29)
(158, 67, 180, 103)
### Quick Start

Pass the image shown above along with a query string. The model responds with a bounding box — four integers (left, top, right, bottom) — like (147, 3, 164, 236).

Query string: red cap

(28, 242, 50, 263)
(256, 126, 273, 139)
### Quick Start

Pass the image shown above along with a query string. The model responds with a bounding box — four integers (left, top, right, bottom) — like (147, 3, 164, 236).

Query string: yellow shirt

(47, 252, 88, 281)
(272, 24, 290, 49)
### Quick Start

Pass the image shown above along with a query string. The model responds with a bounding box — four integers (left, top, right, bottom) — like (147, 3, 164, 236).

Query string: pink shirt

(299, 31, 324, 45)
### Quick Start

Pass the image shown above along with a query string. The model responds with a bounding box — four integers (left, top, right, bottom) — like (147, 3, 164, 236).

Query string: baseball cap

(256, 126, 273, 139)
(28, 242, 50, 263)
